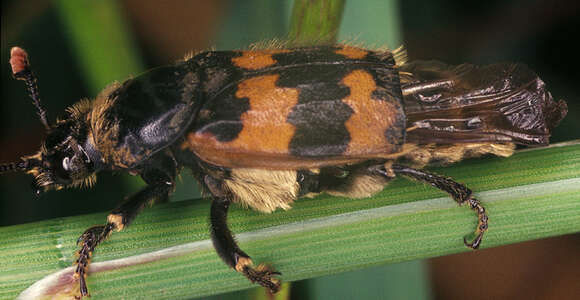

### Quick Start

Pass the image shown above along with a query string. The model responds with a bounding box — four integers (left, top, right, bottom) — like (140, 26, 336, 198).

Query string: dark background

(1, 1, 579, 299)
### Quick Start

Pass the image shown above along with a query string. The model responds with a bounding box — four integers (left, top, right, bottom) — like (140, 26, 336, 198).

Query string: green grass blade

(288, 0, 346, 46)
(55, 0, 144, 94)
(1, 142, 579, 299)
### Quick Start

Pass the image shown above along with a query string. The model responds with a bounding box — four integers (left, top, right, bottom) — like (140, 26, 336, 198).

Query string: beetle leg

(380, 164, 488, 249)
(74, 182, 173, 297)
(207, 176, 281, 293)
(75, 223, 114, 297)
(75, 154, 177, 298)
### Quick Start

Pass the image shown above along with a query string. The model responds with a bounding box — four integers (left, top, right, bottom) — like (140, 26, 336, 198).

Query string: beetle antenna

(0, 160, 31, 174)
(10, 47, 50, 130)
(0, 154, 43, 174)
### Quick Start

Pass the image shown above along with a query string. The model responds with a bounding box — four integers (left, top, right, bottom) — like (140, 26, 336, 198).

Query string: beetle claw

(242, 264, 282, 294)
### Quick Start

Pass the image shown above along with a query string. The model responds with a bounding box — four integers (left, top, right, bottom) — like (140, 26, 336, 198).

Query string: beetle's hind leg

(376, 164, 488, 249)
(205, 175, 281, 293)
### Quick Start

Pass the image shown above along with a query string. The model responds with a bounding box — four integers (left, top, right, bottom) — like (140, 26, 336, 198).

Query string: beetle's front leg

(74, 182, 173, 297)
(206, 176, 281, 293)
(75, 154, 177, 298)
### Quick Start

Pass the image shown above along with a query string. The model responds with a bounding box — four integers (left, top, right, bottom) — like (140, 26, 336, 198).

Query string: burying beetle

(1, 45, 567, 297)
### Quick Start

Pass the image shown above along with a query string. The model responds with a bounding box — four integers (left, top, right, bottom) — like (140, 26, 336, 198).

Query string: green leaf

(55, 0, 144, 94)
(2, 141, 579, 299)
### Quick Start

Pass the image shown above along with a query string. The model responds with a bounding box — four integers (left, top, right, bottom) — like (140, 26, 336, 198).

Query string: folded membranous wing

(400, 61, 567, 145)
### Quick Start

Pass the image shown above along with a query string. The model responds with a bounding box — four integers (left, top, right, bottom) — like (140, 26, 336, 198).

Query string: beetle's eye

(62, 157, 71, 171)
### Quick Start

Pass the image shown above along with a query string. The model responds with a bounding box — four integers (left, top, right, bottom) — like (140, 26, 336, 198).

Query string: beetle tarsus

(463, 197, 488, 249)
(390, 164, 488, 249)
(242, 264, 282, 293)
(75, 223, 115, 298)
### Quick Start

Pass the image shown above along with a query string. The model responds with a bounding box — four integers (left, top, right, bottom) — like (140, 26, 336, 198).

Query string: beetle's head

(0, 47, 97, 194)
(34, 118, 97, 192)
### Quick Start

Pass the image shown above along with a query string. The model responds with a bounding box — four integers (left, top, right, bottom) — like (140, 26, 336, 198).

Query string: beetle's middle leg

(375, 164, 488, 249)
(205, 175, 281, 293)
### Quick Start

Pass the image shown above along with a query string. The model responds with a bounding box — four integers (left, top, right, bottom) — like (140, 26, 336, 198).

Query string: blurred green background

(1, 1, 579, 299)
